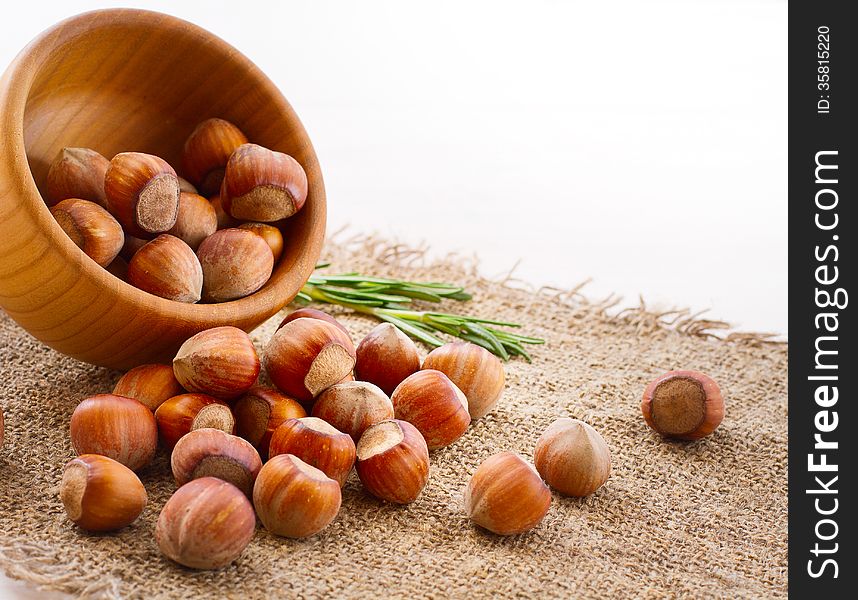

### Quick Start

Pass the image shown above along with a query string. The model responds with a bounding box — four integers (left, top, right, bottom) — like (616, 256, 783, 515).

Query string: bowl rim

(0, 7, 325, 326)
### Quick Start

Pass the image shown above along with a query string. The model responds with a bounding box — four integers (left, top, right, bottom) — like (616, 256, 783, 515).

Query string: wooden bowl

(0, 9, 326, 370)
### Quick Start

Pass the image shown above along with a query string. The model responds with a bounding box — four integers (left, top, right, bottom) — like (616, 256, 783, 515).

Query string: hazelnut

(69, 394, 158, 471)
(232, 386, 306, 457)
(277, 307, 350, 336)
(209, 194, 239, 229)
(264, 317, 356, 403)
(172, 326, 260, 399)
(268, 417, 356, 487)
(354, 323, 421, 396)
(464, 452, 550, 535)
(171, 428, 262, 496)
(177, 176, 198, 194)
(60, 454, 147, 532)
(312, 381, 394, 442)
(45, 147, 109, 208)
(253, 454, 341, 538)
(104, 152, 181, 238)
(156, 477, 255, 570)
(166, 192, 218, 250)
(154, 393, 234, 450)
(641, 370, 725, 440)
(50, 198, 124, 267)
(113, 363, 184, 411)
(181, 118, 249, 196)
(220, 143, 308, 222)
(422, 342, 505, 419)
(127, 234, 203, 303)
(238, 222, 284, 263)
(390, 370, 470, 450)
(533, 418, 611, 497)
(355, 419, 429, 504)
(120, 234, 147, 261)
(197, 228, 274, 302)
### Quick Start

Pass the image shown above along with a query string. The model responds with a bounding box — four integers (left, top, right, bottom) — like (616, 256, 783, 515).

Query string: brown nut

(50, 198, 124, 267)
(312, 381, 394, 442)
(220, 143, 308, 222)
(277, 307, 350, 336)
(60, 454, 147, 532)
(104, 152, 181, 238)
(641, 370, 725, 440)
(182, 118, 249, 196)
(464, 452, 551, 535)
(355, 419, 429, 504)
(268, 417, 356, 487)
(177, 176, 198, 194)
(172, 326, 260, 399)
(390, 370, 470, 450)
(253, 454, 342, 538)
(45, 147, 110, 208)
(127, 234, 203, 303)
(171, 428, 262, 496)
(264, 317, 356, 404)
(166, 192, 218, 250)
(154, 393, 234, 450)
(156, 477, 255, 570)
(422, 342, 505, 419)
(113, 363, 184, 411)
(238, 222, 284, 263)
(353, 323, 421, 396)
(69, 394, 158, 471)
(209, 194, 239, 229)
(534, 418, 611, 497)
(232, 387, 306, 458)
(197, 228, 274, 302)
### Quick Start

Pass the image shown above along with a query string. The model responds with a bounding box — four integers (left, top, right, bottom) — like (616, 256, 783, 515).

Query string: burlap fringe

(324, 230, 784, 348)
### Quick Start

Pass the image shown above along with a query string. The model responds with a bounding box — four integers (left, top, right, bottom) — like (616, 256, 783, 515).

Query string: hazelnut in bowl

(0, 9, 325, 369)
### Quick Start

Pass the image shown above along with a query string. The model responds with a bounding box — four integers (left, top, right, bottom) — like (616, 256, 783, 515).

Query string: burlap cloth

(0, 237, 787, 599)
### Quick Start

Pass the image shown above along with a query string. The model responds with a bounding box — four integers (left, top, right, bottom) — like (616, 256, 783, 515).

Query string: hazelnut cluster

(45, 118, 303, 303)
(54, 306, 725, 569)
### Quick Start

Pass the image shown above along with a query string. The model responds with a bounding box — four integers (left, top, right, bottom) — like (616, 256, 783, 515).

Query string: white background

(0, 1, 786, 597)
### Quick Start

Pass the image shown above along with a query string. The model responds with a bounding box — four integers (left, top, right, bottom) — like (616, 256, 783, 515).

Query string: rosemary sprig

(295, 268, 544, 362)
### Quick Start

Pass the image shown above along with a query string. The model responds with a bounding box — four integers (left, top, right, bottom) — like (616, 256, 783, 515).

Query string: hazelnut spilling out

(154, 393, 234, 450)
(181, 118, 249, 197)
(104, 152, 180, 238)
(113, 363, 184, 412)
(312, 380, 394, 442)
(69, 394, 158, 471)
(464, 452, 551, 536)
(354, 323, 421, 396)
(264, 317, 356, 404)
(171, 428, 262, 496)
(156, 477, 255, 570)
(45, 147, 110, 208)
(355, 419, 429, 504)
(268, 417, 356, 487)
(60, 454, 147, 532)
(534, 418, 611, 497)
(253, 454, 342, 538)
(127, 234, 203, 303)
(166, 192, 217, 251)
(237, 222, 284, 263)
(220, 143, 308, 222)
(641, 370, 725, 440)
(172, 326, 260, 399)
(422, 342, 505, 419)
(390, 370, 471, 450)
(197, 228, 274, 303)
(50, 198, 124, 267)
(233, 386, 306, 457)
